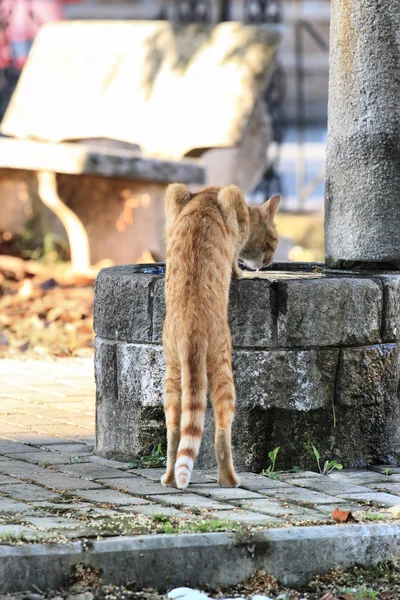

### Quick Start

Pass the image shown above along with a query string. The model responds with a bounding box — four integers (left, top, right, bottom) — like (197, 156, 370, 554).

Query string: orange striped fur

(161, 184, 280, 489)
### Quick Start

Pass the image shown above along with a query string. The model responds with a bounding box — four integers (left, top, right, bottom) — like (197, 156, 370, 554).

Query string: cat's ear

(165, 183, 192, 236)
(166, 183, 191, 210)
(261, 194, 281, 221)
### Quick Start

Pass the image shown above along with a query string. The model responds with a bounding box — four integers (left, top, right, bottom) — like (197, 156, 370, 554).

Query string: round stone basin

(94, 263, 400, 471)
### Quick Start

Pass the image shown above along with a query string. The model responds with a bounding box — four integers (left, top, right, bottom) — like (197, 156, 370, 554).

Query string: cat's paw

(217, 472, 241, 488)
(161, 473, 177, 487)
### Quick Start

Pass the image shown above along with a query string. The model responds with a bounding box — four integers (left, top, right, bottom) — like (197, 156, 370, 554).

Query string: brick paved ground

(0, 358, 399, 542)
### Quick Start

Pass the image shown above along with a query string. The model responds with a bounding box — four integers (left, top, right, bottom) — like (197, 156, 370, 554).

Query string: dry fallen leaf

(331, 509, 358, 523)
(387, 505, 400, 517)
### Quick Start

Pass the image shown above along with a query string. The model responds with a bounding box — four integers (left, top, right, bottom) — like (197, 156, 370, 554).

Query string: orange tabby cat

(162, 184, 280, 489)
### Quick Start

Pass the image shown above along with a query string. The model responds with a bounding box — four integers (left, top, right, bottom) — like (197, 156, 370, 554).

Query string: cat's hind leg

(161, 351, 181, 487)
(208, 334, 240, 488)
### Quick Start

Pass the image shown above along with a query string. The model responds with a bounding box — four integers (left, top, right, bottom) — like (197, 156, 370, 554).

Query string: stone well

(94, 263, 400, 471)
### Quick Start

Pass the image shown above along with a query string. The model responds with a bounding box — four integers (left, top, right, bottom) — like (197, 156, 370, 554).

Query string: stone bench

(0, 20, 280, 266)
(0, 137, 204, 270)
(94, 264, 400, 471)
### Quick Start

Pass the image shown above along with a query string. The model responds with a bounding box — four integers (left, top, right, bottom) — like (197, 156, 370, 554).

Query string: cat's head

(239, 195, 280, 269)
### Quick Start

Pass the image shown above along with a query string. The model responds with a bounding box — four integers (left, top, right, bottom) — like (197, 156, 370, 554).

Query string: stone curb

(1, 524, 400, 594)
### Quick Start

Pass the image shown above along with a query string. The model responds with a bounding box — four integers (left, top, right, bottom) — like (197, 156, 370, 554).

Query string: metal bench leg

(37, 170, 91, 273)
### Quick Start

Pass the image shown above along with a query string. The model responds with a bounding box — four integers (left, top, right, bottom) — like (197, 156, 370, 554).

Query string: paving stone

(0, 474, 20, 485)
(0, 461, 102, 491)
(261, 487, 347, 505)
(234, 498, 328, 520)
(0, 483, 57, 502)
(41, 443, 93, 455)
(206, 509, 282, 524)
(189, 485, 265, 501)
(133, 469, 217, 484)
(5, 432, 75, 445)
(367, 483, 400, 494)
(0, 497, 32, 513)
(0, 459, 41, 479)
(312, 503, 371, 516)
(75, 489, 151, 506)
(57, 462, 136, 480)
(290, 478, 372, 496)
(0, 524, 45, 540)
(23, 516, 84, 530)
(339, 492, 400, 507)
(150, 494, 233, 510)
(0, 441, 39, 455)
(128, 505, 191, 519)
(235, 474, 291, 491)
(277, 471, 324, 482)
(27, 471, 103, 492)
(327, 470, 393, 485)
(97, 477, 182, 496)
(88, 456, 131, 470)
(30, 501, 91, 512)
(6, 452, 76, 465)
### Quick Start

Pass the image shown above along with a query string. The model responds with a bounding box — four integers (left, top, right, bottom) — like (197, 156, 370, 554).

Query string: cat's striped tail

(175, 336, 208, 489)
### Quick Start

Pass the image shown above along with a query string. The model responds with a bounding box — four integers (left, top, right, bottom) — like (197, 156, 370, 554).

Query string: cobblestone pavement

(0, 359, 400, 542)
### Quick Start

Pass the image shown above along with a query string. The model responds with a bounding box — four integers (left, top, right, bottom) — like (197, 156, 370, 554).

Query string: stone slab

(277, 278, 381, 347)
(0, 497, 32, 514)
(23, 516, 84, 531)
(6, 452, 75, 466)
(366, 483, 400, 494)
(39, 443, 93, 455)
(206, 510, 282, 524)
(128, 505, 190, 519)
(255, 488, 346, 506)
(291, 478, 371, 496)
(88, 456, 131, 470)
(232, 473, 291, 491)
(25, 470, 103, 492)
(327, 471, 392, 485)
(94, 269, 157, 343)
(233, 347, 338, 411)
(337, 344, 400, 407)
(56, 462, 136, 480)
(133, 469, 217, 485)
(188, 486, 265, 501)
(0, 483, 57, 502)
(150, 494, 233, 511)
(339, 492, 400, 507)
(97, 477, 180, 496)
(75, 489, 151, 506)
(2, 524, 400, 593)
(234, 498, 328, 519)
(0, 442, 40, 455)
(0, 475, 20, 485)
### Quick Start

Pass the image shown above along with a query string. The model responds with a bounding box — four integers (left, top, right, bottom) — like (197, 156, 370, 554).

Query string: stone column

(325, 1, 400, 269)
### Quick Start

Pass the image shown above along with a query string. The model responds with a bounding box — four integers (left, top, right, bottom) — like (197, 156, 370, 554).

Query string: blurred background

(0, 0, 329, 358)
